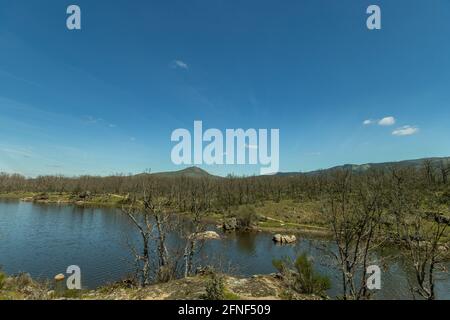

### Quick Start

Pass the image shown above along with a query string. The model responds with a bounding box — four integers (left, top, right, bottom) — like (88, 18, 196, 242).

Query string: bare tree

(388, 170, 448, 299)
(122, 198, 153, 287)
(400, 213, 447, 300)
(141, 188, 175, 282)
(183, 192, 207, 277)
(323, 170, 385, 300)
(422, 159, 436, 185)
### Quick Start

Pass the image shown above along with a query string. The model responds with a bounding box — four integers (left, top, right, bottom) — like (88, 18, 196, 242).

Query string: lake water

(0, 199, 448, 299)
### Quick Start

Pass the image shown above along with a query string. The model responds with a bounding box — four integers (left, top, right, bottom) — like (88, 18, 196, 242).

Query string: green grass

(0, 271, 49, 300)
(252, 199, 326, 226)
(223, 289, 241, 300)
(0, 192, 35, 199)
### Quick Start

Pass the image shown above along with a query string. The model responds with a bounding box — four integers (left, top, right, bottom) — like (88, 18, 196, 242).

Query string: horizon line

(2, 155, 449, 179)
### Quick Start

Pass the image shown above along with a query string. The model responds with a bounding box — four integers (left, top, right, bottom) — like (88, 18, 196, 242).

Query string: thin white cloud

(83, 116, 116, 128)
(83, 115, 103, 124)
(363, 119, 374, 125)
(378, 116, 396, 126)
(392, 125, 419, 136)
(0, 147, 33, 158)
(171, 60, 189, 70)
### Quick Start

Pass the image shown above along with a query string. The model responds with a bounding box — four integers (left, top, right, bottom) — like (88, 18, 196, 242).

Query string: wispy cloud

(82, 115, 103, 124)
(83, 116, 116, 128)
(363, 116, 396, 126)
(171, 60, 189, 70)
(378, 116, 396, 126)
(0, 147, 33, 158)
(392, 125, 419, 136)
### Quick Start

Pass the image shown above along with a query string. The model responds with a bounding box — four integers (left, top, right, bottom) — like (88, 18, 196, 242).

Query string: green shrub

(203, 272, 225, 300)
(236, 205, 258, 229)
(273, 253, 331, 296)
(0, 271, 6, 290)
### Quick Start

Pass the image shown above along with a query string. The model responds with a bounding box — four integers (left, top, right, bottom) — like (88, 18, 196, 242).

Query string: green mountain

(275, 156, 450, 177)
(147, 166, 217, 178)
(138, 157, 449, 178)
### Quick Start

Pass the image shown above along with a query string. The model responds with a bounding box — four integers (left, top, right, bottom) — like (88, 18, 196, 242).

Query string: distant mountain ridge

(275, 156, 450, 177)
(138, 157, 450, 178)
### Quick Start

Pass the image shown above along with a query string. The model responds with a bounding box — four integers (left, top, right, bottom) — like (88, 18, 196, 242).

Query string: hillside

(133, 157, 450, 179)
(276, 156, 450, 177)
(141, 166, 217, 179)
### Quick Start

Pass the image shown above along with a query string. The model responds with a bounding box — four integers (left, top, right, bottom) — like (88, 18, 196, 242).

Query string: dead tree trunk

(123, 201, 153, 287)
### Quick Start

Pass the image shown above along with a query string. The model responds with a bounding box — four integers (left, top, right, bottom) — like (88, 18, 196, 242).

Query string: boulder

(273, 234, 282, 242)
(272, 234, 297, 244)
(284, 235, 297, 243)
(54, 274, 65, 281)
(191, 231, 221, 240)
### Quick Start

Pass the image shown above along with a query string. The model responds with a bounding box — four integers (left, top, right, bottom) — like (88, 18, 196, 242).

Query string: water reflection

(0, 200, 448, 299)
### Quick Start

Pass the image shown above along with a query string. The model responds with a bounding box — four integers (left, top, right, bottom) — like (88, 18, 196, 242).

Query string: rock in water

(273, 234, 282, 242)
(191, 231, 221, 240)
(54, 274, 65, 281)
(272, 234, 297, 244)
(284, 235, 296, 243)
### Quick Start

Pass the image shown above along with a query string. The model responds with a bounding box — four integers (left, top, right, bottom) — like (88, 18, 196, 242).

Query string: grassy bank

(0, 192, 330, 235)
(1, 192, 448, 240)
(0, 192, 128, 207)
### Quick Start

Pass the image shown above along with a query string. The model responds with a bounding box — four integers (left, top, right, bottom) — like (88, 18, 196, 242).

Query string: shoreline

(1, 196, 449, 300)
(0, 271, 324, 300)
(1, 192, 447, 249)
(0, 192, 331, 237)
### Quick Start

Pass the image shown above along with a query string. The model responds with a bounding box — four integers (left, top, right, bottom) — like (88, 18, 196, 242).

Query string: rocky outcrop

(0, 272, 322, 300)
(272, 234, 297, 244)
(191, 231, 221, 240)
(82, 274, 322, 300)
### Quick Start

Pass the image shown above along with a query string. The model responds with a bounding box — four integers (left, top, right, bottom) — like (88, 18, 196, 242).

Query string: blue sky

(0, 0, 449, 177)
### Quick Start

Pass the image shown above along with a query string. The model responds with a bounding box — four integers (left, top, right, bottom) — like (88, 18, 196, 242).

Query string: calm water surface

(0, 200, 448, 299)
